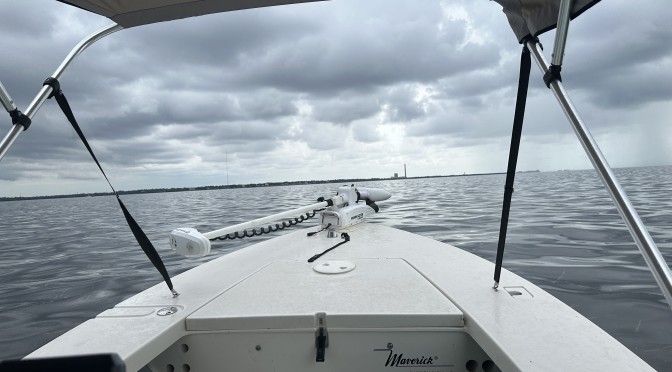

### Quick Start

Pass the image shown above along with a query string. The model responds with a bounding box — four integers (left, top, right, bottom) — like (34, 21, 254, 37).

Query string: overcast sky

(0, 0, 670, 197)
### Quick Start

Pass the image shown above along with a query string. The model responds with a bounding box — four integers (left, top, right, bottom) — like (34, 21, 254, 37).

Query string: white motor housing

(356, 187, 391, 202)
(335, 185, 391, 205)
(320, 204, 376, 228)
(169, 228, 211, 258)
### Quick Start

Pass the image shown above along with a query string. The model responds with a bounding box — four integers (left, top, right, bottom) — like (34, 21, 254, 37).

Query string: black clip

(543, 64, 562, 88)
(9, 109, 31, 130)
(43, 77, 61, 99)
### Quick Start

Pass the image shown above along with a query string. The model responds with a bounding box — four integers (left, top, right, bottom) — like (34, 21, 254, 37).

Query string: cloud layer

(0, 0, 670, 196)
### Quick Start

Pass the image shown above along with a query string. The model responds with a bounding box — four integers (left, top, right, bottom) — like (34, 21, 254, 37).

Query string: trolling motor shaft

(169, 185, 391, 258)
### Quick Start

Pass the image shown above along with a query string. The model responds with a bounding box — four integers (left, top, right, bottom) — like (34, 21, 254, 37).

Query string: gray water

(1, 167, 671, 370)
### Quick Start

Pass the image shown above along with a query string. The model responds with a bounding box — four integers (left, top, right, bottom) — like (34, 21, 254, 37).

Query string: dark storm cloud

(234, 12, 499, 94)
(309, 84, 435, 128)
(119, 8, 322, 69)
(236, 90, 299, 120)
(1, 4, 56, 38)
(382, 85, 428, 123)
(404, 93, 515, 140)
(311, 93, 381, 125)
(226, 0, 507, 132)
(94, 121, 289, 168)
(102, 140, 184, 165)
(437, 56, 519, 100)
(206, 120, 293, 142)
(74, 89, 299, 140)
(4, 0, 498, 132)
(351, 121, 381, 143)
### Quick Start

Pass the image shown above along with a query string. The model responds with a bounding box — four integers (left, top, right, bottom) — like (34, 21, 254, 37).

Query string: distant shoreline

(0, 171, 542, 202)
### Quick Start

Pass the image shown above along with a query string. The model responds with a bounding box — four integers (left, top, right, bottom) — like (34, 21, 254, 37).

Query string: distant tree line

(0, 172, 510, 202)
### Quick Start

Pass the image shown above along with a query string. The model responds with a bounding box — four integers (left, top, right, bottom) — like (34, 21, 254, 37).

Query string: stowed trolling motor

(169, 185, 391, 258)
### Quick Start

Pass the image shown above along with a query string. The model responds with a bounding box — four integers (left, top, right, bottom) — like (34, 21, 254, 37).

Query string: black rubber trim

(0, 353, 125, 372)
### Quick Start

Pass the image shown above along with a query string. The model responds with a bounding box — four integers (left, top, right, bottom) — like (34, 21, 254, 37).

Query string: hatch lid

(187, 258, 463, 331)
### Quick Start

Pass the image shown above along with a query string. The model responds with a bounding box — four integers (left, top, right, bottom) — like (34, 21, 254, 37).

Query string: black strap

(493, 45, 531, 287)
(308, 233, 350, 262)
(43, 77, 177, 297)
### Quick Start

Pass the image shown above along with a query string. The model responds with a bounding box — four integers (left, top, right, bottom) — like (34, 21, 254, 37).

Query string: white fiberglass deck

(28, 222, 655, 371)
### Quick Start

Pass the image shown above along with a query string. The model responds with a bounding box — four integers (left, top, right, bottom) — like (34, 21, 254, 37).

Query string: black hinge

(315, 312, 328, 362)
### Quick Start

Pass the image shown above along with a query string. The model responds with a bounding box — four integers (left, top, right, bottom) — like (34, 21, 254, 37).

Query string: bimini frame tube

(526, 39, 672, 310)
(551, 0, 573, 66)
(0, 80, 22, 161)
(0, 80, 17, 112)
(0, 23, 122, 162)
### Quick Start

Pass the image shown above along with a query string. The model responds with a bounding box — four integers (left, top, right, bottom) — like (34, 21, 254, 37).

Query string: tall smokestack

(404, 164, 407, 178)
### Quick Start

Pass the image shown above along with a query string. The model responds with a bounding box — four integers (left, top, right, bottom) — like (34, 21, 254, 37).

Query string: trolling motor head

(319, 185, 391, 228)
(333, 185, 391, 206)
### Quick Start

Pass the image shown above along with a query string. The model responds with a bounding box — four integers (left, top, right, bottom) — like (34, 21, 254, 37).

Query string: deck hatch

(186, 258, 463, 331)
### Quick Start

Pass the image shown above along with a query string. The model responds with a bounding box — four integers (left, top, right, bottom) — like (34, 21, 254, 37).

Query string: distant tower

(404, 164, 407, 178)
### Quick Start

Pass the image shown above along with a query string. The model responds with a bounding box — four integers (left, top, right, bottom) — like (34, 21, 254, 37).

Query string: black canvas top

(58, 1, 600, 43)
(58, 0, 325, 28)
(493, 0, 601, 42)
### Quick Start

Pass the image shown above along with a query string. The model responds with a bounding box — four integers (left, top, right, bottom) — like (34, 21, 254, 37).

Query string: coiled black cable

(210, 209, 323, 241)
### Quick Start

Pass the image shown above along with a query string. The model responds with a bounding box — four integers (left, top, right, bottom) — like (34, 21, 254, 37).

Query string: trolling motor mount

(169, 185, 391, 258)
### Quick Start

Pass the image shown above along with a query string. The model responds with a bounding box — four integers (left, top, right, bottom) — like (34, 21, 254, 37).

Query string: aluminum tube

(0, 80, 17, 112)
(203, 197, 341, 239)
(551, 0, 573, 66)
(0, 81, 21, 161)
(0, 24, 122, 163)
(24, 24, 122, 119)
(0, 125, 24, 161)
(528, 41, 672, 310)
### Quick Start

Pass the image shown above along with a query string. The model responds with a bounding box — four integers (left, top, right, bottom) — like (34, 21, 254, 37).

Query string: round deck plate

(313, 260, 356, 274)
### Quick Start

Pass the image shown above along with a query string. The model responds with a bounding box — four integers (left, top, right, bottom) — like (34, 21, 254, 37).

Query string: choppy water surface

(1, 166, 671, 370)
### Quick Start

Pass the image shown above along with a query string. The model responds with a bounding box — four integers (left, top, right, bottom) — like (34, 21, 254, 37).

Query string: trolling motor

(169, 185, 391, 258)
(318, 185, 390, 228)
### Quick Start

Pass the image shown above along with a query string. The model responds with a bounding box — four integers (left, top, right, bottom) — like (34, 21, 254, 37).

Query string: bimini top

(58, 0, 326, 28)
(494, 0, 600, 42)
(58, 0, 600, 42)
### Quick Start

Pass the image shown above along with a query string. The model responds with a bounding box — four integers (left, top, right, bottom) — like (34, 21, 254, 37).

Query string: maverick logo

(350, 213, 363, 221)
(374, 347, 434, 367)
